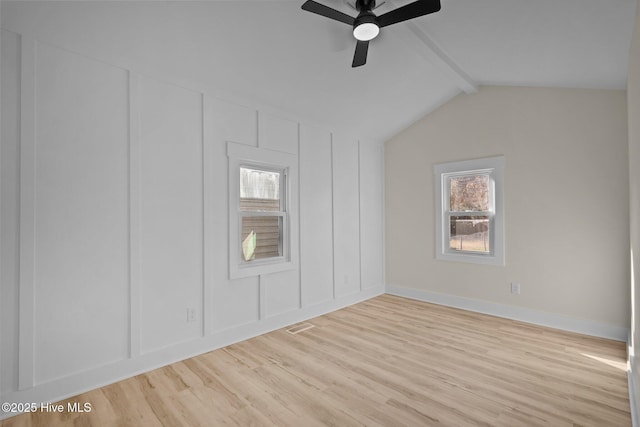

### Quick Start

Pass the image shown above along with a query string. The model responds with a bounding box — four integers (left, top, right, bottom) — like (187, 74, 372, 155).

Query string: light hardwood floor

(1, 294, 631, 426)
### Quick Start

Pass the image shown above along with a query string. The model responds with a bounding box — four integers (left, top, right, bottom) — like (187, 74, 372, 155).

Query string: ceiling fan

(301, 0, 441, 67)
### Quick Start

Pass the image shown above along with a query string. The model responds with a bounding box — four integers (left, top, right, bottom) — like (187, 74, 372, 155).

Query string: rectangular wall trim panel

(32, 42, 131, 384)
(299, 125, 334, 307)
(359, 143, 384, 290)
(258, 112, 299, 154)
(128, 72, 141, 358)
(2, 29, 23, 397)
(332, 134, 362, 298)
(18, 34, 37, 391)
(262, 270, 300, 318)
(202, 96, 215, 337)
(138, 76, 204, 354)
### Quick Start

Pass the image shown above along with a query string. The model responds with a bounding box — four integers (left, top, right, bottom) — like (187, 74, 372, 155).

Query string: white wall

(0, 30, 384, 412)
(627, 1, 640, 419)
(386, 86, 629, 338)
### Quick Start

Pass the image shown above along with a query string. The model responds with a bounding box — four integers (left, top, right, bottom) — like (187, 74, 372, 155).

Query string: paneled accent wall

(0, 30, 385, 410)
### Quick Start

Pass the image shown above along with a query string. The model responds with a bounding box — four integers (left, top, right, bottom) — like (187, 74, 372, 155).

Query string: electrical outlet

(186, 307, 196, 322)
(510, 283, 521, 295)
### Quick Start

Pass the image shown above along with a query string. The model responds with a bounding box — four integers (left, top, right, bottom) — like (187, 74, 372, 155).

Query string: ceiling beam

(403, 20, 477, 93)
(382, 0, 477, 93)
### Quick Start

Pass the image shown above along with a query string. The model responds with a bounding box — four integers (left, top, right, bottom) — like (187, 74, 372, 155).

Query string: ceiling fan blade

(377, 0, 441, 28)
(352, 40, 369, 67)
(301, 0, 355, 25)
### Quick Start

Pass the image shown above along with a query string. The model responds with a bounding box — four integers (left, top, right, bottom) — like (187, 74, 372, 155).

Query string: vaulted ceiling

(2, 0, 636, 141)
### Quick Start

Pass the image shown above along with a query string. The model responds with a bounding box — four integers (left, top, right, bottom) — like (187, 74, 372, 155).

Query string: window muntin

(434, 156, 505, 266)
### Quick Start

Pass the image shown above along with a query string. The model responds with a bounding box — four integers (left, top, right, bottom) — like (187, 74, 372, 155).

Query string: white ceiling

(2, 0, 637, 142)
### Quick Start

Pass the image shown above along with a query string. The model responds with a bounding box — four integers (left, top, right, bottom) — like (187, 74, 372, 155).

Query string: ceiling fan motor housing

(355, 0, 376, 11)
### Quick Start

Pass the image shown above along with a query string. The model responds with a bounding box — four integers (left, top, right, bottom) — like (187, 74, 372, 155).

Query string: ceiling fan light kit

(302, 0, 441, 67)
(353, 10, 379, 41)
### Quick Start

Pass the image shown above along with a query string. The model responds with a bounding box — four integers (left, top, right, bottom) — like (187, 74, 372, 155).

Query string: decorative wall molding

(128, 71, 141, 359)
(0, 285, 384, 419)
(202, 94, 215, 337)
(1, 29, 386, 419)
(386, 284, 629, 341)
(18, 34, 36, 391)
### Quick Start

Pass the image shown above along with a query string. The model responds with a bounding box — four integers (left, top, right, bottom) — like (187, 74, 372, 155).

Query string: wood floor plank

(1, 294, 631, 426)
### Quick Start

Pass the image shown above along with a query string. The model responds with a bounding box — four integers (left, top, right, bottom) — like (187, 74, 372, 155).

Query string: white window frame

(228, 142, 298, 279)
(434, 156, 505, 266)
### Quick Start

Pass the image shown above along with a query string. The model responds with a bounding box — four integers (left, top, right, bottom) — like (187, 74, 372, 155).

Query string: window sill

(436, 251, 504, 266)
(230, 259, 296, 279)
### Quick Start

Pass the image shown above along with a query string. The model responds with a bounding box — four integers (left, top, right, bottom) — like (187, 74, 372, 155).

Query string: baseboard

(629, 342, 639, 427)
(0, 286, 384, 421)
(385, 284, 629, 341)
(630, 369, 639, 427)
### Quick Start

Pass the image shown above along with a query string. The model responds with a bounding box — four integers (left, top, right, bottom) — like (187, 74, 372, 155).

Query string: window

(239, 166, 286, 263)
(434, 156, 505, 265)
(228, 142, 298, 279)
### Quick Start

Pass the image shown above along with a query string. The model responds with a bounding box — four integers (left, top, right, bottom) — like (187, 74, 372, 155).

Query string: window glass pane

(449, 216, 490, 253)
(240, 167, 281, 211)
(449, 174, 489, 212)
(241, 216, 282, 261)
